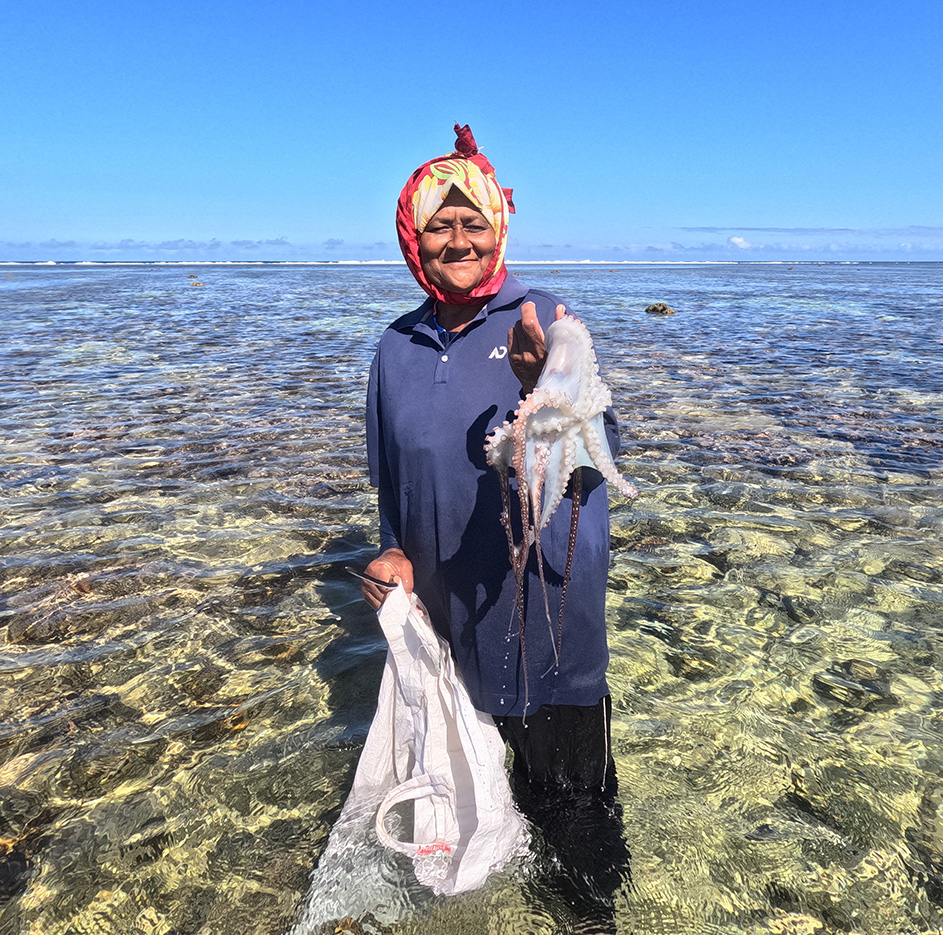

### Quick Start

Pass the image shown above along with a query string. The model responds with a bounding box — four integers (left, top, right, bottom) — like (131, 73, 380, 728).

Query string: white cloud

(230, 237, 290, 249)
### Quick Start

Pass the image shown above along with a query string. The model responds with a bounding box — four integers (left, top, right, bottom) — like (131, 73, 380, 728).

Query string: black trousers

(493, 696, 630, 932)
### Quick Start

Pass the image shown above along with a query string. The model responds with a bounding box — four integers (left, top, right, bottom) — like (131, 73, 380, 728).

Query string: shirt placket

(433, 339, 452, 384)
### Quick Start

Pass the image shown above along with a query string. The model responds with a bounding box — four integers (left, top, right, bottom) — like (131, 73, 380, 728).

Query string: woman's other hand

(362, 548, 414, 610)
(508, 302, 567, 395)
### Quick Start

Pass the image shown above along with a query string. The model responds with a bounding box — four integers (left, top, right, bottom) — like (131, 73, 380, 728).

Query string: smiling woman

(392, 126, 514, 308)
(350, 125, 631, 932)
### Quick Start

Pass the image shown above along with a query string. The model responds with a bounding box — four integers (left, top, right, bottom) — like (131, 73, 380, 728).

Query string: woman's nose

(447, 225, 471, 249)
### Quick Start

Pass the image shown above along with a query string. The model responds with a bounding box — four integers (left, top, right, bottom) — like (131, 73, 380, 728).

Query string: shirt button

(441, 354, 449, 362)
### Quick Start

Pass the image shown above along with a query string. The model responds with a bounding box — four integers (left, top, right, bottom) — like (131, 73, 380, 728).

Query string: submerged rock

(645, 302, 678, 315)
(812, 659, 897, 710)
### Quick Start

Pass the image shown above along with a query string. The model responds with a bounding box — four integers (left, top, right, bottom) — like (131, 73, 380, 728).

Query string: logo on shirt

(489, 345, 508, 360)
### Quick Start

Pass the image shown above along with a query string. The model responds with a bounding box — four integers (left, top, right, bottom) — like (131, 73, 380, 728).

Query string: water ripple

(1, 263, 942, 934)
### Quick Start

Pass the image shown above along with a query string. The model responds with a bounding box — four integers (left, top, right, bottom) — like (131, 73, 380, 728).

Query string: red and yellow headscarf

(396, 124, 515, 305)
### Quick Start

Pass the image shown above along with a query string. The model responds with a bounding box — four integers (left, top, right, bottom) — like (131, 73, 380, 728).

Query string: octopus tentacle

(558, 465, 581, 660)
(532, 503, 557, 669)
(580, 415, 640, 500)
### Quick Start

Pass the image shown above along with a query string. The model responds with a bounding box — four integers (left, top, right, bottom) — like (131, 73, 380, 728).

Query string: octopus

(485, 315, 639, 708)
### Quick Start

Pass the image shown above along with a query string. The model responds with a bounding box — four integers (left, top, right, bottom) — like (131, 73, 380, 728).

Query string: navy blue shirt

(367, 274, 619, 717)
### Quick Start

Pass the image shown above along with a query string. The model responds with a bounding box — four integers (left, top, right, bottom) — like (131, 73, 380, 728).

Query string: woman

(363, 125, 628, 930)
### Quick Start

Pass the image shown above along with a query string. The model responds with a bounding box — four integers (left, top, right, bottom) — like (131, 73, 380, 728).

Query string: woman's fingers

(519, 300, 545, 344)
(508, 302, 546, 392)
(361, 584, 384, 611)
(508, 301, 570, 395)
(362, 550, 414, 610)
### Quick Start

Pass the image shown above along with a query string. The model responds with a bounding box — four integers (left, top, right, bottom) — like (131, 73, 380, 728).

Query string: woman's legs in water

(494, 695, 630, 932)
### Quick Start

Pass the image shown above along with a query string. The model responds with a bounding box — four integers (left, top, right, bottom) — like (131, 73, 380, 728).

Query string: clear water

(1, 262, 942, 934)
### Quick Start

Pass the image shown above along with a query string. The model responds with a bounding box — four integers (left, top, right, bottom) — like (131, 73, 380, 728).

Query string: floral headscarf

(396, 124, 515, 305)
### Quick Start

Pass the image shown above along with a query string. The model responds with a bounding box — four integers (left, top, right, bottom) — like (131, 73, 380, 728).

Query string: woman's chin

(437, 275, 482, 295)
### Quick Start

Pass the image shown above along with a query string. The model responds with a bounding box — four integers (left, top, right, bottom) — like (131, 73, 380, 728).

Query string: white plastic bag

(289, 585, 527, 931)
(373, 584, 528, 894)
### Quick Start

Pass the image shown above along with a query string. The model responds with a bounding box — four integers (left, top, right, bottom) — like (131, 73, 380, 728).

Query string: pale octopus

(485, 315, 638, 705)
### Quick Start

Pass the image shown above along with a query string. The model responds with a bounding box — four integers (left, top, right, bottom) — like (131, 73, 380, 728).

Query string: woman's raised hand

(507, 302, 567, 395)
(362, 548, 414, 610)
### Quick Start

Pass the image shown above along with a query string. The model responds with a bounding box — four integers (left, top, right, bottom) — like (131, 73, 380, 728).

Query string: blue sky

(3, 0, 942, 262)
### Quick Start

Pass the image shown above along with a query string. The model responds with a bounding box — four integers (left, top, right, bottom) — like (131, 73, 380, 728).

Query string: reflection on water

(1, 263, 942, 934)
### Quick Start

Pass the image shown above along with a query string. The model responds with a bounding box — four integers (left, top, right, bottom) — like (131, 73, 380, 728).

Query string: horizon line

(3, 258, 938, 267)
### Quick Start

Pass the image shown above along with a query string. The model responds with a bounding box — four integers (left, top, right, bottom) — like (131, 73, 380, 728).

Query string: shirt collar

(482, 272, 528, 313)
(412, 273, 527, 346)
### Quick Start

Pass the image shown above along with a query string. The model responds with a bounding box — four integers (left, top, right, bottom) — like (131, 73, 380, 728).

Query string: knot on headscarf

(453, 123, 479, 157)
(396, 124, 515, 305)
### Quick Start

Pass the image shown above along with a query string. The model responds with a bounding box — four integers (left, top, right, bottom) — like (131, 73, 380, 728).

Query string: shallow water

(1, 262, 942, 934)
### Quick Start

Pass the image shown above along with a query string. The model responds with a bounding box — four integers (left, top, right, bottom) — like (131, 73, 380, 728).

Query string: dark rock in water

(68, 743, 156, 797)
(645, 302, 678, 315)
(666, 642, 724, 681)
(6, 613, 70, 644)
(812, 659, 897, 710)
(780, 594, 819, 624)
(907, 785, 943, 907)
(0, 845, 31, 901)
(700, 549, 732, 574)
(885, 559, 943, 585)
(757, 590, 819, 624)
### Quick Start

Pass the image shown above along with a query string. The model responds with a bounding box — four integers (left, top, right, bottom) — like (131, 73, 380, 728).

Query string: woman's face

(419, 193, 496, 296)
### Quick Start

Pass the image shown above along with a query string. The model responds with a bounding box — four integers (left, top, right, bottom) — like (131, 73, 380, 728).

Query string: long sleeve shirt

(366, 274, 619, 717)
